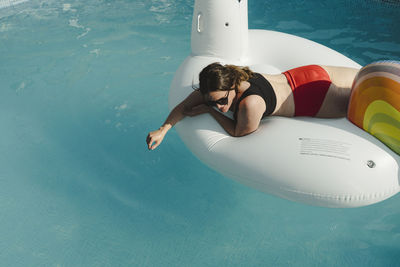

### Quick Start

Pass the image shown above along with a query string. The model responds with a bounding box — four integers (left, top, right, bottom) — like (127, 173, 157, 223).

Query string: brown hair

(197, 62, 254, 94)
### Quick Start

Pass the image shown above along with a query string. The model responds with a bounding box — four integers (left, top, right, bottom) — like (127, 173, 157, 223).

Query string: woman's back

(258, 65, 359, 118)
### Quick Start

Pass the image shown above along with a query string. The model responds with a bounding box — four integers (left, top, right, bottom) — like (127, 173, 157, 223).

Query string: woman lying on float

(146, 63, 358, 150)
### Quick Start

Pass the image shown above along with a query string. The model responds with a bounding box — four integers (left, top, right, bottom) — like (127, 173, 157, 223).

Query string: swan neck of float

(191, 0, 249, 62)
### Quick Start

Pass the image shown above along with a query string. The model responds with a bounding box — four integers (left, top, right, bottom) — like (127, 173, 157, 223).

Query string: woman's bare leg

(316, 66, 359, 118)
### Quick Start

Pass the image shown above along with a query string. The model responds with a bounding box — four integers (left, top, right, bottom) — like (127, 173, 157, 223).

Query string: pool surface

(0, 0, 400, 266)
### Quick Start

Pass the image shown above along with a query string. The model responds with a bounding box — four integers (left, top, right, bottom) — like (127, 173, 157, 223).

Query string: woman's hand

(147, 103, 209, 150)
(183, 104, 211, 117)
(146, 128, 167, 150)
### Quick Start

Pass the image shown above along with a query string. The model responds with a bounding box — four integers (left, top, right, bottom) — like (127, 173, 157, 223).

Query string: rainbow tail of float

(348, 61, 400, 155)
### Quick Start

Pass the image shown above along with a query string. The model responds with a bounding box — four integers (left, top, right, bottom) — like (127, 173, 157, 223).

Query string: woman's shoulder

(234, 94, 266, 122)
(238, 94, 266, 108)
(233, 81, 266, 117)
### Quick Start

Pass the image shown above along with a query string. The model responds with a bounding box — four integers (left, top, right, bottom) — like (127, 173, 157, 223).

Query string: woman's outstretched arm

(182, 103, 236, 136)
(183, 98, 262, 137)
(146, 90, 204, 150)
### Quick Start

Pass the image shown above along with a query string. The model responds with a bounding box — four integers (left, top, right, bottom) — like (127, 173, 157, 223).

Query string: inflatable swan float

(168, 0, 400, 208)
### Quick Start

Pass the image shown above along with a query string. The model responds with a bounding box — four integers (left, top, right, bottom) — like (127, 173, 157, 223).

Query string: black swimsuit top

(233, 73, 277, 121)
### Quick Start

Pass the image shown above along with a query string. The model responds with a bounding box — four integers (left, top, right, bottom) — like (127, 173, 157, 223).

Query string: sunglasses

(206, 90, 230, 107)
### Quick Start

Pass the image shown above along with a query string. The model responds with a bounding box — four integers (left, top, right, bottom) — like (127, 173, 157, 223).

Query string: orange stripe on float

(348, 77, 400, 128)
(352, 72, 400, 89)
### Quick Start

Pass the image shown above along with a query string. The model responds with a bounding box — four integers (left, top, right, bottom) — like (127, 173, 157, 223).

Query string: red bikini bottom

(283, 65, 332, 117)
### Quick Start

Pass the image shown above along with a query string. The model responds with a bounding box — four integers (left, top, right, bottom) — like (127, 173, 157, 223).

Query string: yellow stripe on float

(363, 100, 400, 131)
(369, 123, 400, 142)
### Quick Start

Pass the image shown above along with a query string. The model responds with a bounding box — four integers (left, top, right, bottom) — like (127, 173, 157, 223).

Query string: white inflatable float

(169, 0, 400, 208)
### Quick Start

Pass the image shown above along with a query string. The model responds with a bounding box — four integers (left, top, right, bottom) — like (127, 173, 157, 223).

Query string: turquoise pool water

(0, 0, 399, 266)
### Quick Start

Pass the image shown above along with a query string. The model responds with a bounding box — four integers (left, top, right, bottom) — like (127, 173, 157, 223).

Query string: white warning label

(299, 138, 351, 161)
